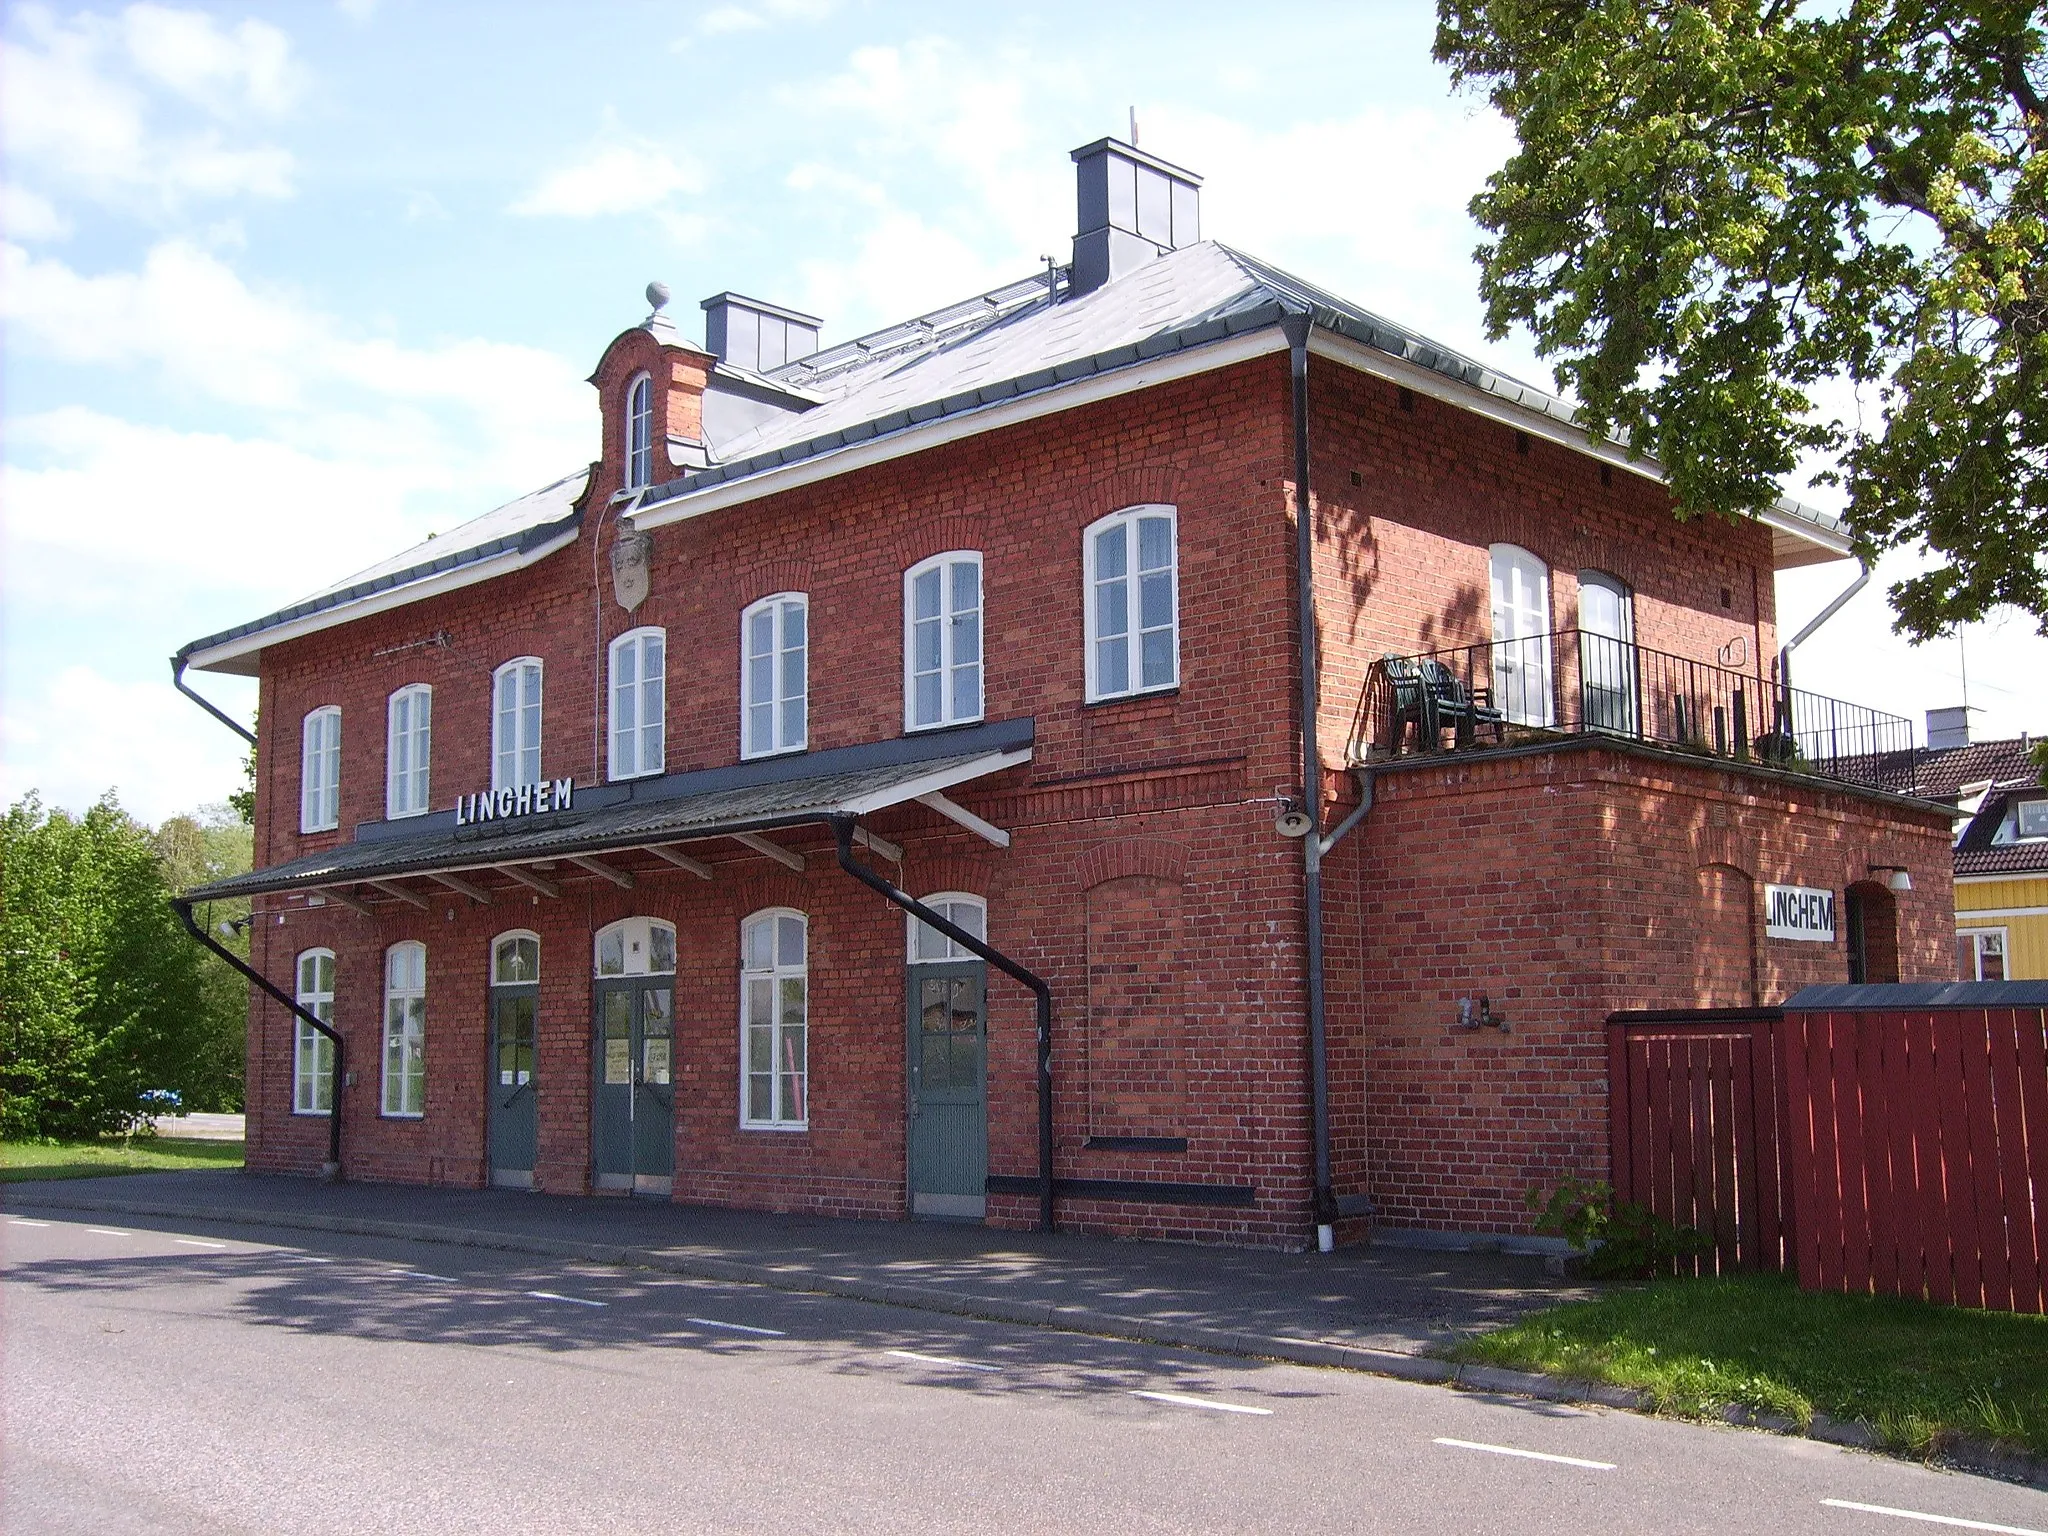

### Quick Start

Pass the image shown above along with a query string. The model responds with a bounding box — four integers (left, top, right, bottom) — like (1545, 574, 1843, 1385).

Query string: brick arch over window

(725, 868, 810, 919)
(1691, 825, 1758, 880)
(1693, 863, 1758, 1008)
(904, 852, 1001, 899)
(1074, 838, 1189, 892)
(1089, 467, 1185, 516)
(744, 559, 813, 600)
(889, 516, 984, 569)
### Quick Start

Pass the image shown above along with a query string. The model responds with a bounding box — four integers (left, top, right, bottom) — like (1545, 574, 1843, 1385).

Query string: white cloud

(1, 5, 298, 213)
(699, 0, 835, 35)
(700, 5, 766, 34)
(510, 143, 704, 219)
(2, 182, 70, 241)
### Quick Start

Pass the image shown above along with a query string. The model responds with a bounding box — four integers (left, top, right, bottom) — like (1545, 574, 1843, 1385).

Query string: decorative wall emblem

(611, 520, 652, 612)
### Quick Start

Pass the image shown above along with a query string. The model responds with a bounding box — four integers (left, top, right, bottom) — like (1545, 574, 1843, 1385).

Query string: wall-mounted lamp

(1455, 994, 1511, 1033)
(1273, 791, 1312, 839)
(1869, 864, 1913, 893)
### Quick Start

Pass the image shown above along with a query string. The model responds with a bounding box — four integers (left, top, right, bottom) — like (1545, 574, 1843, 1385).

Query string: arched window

(385, 684, 432, 819)
(740, 908, 808, 1128)
(906, 892, 987, 962)
(493, 930, 540, 985)
(381, 941, 427, 1117)
(300, 706, 341, 833)
(492, 658, 543, 791)
(624, 373, 653, 491)
(293, 949, 335, 1115)
(1489, 543, 1553, 725)
(594, 917, 676, 977)
(741, 593, 808, 758)
(904, 552, 983, 731)
(1576, 570, 1636, 734)
(608, 627, 666, 781)
(1084, 505, 1177, 702)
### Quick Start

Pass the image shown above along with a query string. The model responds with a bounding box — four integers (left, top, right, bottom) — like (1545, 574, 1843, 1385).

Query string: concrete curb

(12, 1184, 2045, 1491)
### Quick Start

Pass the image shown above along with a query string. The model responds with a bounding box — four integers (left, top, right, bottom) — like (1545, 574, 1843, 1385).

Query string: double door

(594, 980, 675, 1193)
(907, 961, 988, 1219)
(488, 986, 538, 1187)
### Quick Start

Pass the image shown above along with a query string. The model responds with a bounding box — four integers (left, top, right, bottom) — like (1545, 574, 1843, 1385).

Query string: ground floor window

(382, 941, 427, 1117)
(1957, 928, 2008, 982)
(741, 909, 807, 1128)
(294, 949, 335, 1114)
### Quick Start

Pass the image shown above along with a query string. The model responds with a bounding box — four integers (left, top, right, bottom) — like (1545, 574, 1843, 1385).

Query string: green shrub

(1527, 1177, 1712, 1279)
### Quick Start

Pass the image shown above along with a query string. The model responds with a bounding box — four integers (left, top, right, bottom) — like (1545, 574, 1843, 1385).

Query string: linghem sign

(455, 778, 575, 826)
(1764, 883, 1836, 943)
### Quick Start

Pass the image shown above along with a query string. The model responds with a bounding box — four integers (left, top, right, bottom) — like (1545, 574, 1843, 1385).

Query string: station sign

(1764, 883, 1836, 943)
(455, 777, 575, 827)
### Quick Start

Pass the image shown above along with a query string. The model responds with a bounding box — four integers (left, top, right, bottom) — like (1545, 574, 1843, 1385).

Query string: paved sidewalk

(4, 1171, 1582, 1372)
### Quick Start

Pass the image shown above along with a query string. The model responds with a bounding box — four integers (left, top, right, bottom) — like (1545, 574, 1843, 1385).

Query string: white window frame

(608, 627, 667, 782)
(1083, 505, 1179, 703)
(903, 552, 984, 732)
(624, 372, 653, 491)
(740, 908, 808, 1130)
(1958, 927, 2009, 982)
(594, 916, 677, 978)
(384, 684, 432, 820)
(300, 706, 341, 833)
(293, 948, 335, 1115)
(492, 657, 544, 792)
(1490, 542, 1555, 727)
(2017, 799, 2048, 839)
(741, 593, 808, 759)
(906, 892, 987, 963)
(492, 929, 541, 986)
(381, 940, 427, 1118)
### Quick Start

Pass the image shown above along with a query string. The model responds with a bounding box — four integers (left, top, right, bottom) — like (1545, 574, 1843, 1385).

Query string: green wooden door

(487, 987, 538, 1185)
(907, 961, 987, 1219)
(593, 981, 675, 1194)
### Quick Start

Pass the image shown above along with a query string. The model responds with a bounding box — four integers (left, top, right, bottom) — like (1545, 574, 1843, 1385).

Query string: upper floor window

(1085, 506, 1177, 702)
(385, 684, 432, 820)
(907, 892, 987, 962)
(1576, 570, 1636, 735)
(608, 627, 666, 781)
(382, 941, 427, 1118)
(625, 373, 653, 491)
(493, 658, 543, 791)
(293, 949, 335, 1115)
(1490, 543, 1553, 727)
(2017, 798, 2048, 840)
(742, 593, 807, 758)
(905, 553, 983, 731)
(300, 706, 341, 833)
(741, 908, 808, 1129)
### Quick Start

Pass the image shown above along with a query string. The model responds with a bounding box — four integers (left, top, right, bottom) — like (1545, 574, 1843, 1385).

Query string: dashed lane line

(86, 1229, 130, 1238)
(173, 1239, 228, 1250)
(688, 1317, 787, 1336)
(1822, 1499, 2048, 1535)
(1433, 1437, 1615, 1470)
(1131, 1391, 1274, 1416)
(884, 1349, 1002, 1373)
(526, 1290, 607, 1308)
(7, 1219, 51, 1228)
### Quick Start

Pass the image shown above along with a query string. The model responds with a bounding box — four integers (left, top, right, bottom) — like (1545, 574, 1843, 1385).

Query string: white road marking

(526, 1290, 606, 1308)
(1433, 1437, 1615, 1470)
(173, 1238, 227, 1249)
(87, 1228, 130, 1238)
(1822, 1499, 2048, 1535)
(884, 1349, 1002, 1373)
(280, 1254, 333, 1263)
(688, 1316, 786, 1336)
(8, 1219, 51, 1227)
(1131, 1390, 1274, 1416)
(389, 1268, 459, 1283)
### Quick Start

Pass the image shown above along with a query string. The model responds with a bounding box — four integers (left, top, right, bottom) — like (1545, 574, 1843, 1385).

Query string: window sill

(1084, 685, 1180, 711)
(607, 768, 665, 785)
(385, 807, 431, 821)
(740, 745, 807, 763)
(380, 1111, 425, 1121)
(740, 1121, 809, 1133)
(904, 716, 987, 737)
(290, 1107, 333, 1118)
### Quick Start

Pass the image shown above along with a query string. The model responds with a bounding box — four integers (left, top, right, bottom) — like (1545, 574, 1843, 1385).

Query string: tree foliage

(0, 794, 249, 1139)
(1435, 1, 2048, 640)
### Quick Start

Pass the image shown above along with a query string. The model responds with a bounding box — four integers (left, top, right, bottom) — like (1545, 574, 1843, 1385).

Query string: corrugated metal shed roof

(1787, 981, 2048, 1008)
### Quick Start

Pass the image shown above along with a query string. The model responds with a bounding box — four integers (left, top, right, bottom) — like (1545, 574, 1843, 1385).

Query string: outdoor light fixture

(1273, 791, 1312, 838)
(1455, 994, 1511, 1033)
(1869, 864, 1913, 893)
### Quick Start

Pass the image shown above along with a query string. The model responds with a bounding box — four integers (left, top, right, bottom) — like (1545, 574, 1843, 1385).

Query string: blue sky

(3, 0, 2040, 824)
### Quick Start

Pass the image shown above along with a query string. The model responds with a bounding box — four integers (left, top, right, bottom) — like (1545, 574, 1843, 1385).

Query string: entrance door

(592, 918, 677, 1195)
(1490, 543, 1554, 725)
(488, 932, 540, 1188)
(907, 961, 988, 1219)
(1578, 570, 1638, 734)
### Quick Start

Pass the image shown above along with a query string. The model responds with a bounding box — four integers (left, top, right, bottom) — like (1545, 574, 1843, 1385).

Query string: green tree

(151, 803, 253, 1113)
(0, 794, 241, 1138)
(1435, 1, 2047, 640)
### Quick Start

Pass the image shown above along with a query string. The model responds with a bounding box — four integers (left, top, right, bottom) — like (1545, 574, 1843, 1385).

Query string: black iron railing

(1349, 629, 1920, 795)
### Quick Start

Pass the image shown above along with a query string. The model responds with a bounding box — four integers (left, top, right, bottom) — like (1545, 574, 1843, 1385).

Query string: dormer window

(625, 373, 653, 491)
(2019, 798, 2048, 839)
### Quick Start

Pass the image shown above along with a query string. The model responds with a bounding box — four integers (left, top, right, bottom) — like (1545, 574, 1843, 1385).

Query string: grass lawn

(1446, 1272, 2048, 1458)
(0, 1138, 244, 1183)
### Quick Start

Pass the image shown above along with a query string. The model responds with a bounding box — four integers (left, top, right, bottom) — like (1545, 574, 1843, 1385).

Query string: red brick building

(177, 139, 1955, 1248)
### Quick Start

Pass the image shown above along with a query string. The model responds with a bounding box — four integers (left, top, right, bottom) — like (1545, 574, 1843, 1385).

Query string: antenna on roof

(1129, 105, 1138, 145)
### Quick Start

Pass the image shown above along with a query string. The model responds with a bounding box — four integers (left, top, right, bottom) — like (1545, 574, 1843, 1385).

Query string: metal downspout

(830, 818, 1056, 1232)
(171, 655, 257, 747)
(1777, 560, 1869, 695)
(172, 896, 345, 1174)
(1282, 312, 1338, 1251)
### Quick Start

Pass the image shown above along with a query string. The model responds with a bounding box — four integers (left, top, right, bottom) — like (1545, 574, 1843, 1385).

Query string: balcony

(1349, 629, 1921, 797)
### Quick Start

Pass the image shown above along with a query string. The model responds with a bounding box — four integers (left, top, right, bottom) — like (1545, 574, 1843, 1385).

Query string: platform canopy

(187, 718, 1033, 914)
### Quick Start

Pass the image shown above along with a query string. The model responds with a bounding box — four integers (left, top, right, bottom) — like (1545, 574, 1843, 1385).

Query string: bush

(1527, 1177, 1712, 1280)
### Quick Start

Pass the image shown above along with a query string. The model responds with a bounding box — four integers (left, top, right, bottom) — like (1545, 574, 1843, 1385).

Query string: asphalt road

(5, 1211, 2046, 1535)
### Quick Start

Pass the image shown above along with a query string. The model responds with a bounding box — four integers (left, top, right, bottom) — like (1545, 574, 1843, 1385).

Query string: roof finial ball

(646, 280, 671, 314)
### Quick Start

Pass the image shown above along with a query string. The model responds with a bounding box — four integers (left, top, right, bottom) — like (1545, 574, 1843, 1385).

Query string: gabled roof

(178, 242, 1854, 675)
(1908, 735, 2038, 804)
(1955, 783, 2048, 877)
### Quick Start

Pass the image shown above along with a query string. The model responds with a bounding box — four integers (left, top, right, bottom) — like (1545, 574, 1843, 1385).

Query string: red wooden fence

(1606, 1011, 1793, 1275)
(1781, 1005, 2048, 1314)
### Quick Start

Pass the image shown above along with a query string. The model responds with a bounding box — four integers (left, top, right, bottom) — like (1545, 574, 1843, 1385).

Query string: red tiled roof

(1913, 736, 2038, 801)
